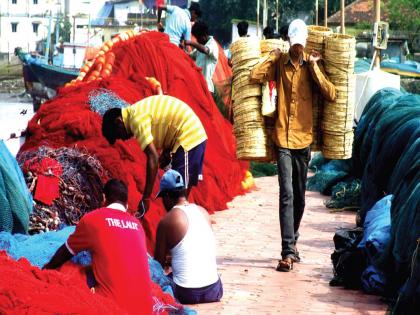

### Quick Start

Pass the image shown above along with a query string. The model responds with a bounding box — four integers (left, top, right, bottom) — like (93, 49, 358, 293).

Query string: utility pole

(324, 0, 328, 27)
(276, 0, 279, 32)
(374, 0, 381, 68)
(315, 0, 319, 25)
(263, 0, 267, 29)
(340, 0, 345, 34)
(257, 0, 260, 36)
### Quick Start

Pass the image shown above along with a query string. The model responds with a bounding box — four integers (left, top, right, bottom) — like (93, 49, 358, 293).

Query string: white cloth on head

(288, 19, 308, 48)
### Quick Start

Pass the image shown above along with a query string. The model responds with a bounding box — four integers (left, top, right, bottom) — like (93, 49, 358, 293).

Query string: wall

(0, 0, 56, 54)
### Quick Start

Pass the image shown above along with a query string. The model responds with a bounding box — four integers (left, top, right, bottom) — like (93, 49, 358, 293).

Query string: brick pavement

(192, 176, 387, 314)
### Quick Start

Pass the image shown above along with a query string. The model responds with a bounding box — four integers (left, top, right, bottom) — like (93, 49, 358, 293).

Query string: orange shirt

(251, 51, 336, 149)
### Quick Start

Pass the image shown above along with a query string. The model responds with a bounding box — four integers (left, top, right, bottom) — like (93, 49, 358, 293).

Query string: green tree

(385, 0, 420, 50)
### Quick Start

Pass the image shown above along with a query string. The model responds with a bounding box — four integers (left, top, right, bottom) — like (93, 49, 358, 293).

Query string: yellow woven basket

(325, 34, 356, 52)
(232, 85, 262, 101)
(260, 39, 289, 54)
(305, 25, 333, 54)
(322, 130, 354, 159)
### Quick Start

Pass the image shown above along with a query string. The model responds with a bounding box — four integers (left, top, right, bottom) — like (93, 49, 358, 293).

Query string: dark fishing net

(18, 147, 106, 234)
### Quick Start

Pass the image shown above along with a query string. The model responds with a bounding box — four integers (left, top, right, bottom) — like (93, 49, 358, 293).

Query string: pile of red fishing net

(0, 251, 181, 314)
(20, 31, 248, 251)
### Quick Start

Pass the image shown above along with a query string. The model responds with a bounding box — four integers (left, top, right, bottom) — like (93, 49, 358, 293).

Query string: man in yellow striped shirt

(102, 95, 207, 214)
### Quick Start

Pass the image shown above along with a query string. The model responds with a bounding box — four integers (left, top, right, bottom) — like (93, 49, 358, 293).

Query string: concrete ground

(192, 176, 387, 314)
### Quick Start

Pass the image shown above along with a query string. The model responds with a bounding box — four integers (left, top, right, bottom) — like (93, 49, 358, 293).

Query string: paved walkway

(193, 176, 387, 314)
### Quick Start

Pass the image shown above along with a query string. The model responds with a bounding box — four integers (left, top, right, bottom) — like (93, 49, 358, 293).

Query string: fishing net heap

(230, 37, 273, 161)
(306, 153, 360, 211)
(315, 88, 419, 312)
(20, 30, 249, 252)
(17, 147, 106, 234)
(89, 88, 130, 116)
(323, 34, 356, 159)
(305, 25, 333, 152)
(0, 141, 33, 234)
(0, 228, 193, 315)
(353, 89, 419, 298)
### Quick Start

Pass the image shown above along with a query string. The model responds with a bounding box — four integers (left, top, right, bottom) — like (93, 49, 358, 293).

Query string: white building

(0, 0, 59, 55)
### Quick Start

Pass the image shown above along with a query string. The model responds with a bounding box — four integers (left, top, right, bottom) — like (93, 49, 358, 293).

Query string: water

(0, 93, 33, 156)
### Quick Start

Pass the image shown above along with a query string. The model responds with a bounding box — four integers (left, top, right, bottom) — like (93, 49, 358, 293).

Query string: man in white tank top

(154, 170, 223, 304)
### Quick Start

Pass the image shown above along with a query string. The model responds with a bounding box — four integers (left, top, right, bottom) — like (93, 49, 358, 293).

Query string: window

(11, 23, 18, 33)
(32, 23, 39, 34)
(33, 0, 38, 4)
(12, 0, 17, 4)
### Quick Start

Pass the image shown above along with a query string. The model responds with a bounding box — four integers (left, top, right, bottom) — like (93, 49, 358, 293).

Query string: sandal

(276, 257, 293, 272)
(292, 247, 301, 263)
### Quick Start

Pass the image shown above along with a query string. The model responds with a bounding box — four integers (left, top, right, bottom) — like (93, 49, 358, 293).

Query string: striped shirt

(122, 95, 207, 153)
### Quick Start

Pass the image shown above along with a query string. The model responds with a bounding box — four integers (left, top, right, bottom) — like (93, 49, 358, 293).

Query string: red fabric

(34, 174, 60, 205)
(23, 157, 63, 177)
(23, 157, 63, 205)
(0, 251, 124, 314)
(67, 207, 153, 315)
(213, 41, 233, 112)
(0, 251, 182, 314)
(20, 31, 249, 253)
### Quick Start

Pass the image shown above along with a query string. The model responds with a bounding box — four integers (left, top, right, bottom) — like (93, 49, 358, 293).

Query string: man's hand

(272, 48, 282, 59)
(184, 40, 192, 46)
(309, 50, 322, 63)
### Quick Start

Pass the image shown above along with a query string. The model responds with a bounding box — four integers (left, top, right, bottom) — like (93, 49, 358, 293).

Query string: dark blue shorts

(171, 141, 206, 188)
(171, 277, 223, 304)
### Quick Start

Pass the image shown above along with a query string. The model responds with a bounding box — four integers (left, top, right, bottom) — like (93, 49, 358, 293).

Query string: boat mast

(374, 0, 381, 68)
(45, 10, 53, 63)
(324, 0, 328, 27)
(340, 0, 345, 34)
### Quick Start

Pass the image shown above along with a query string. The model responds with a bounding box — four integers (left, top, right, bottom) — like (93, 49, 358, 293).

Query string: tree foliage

(199, 0, 358, 45)
(385, 0, 420, 33)
(385, 0, 420, 49)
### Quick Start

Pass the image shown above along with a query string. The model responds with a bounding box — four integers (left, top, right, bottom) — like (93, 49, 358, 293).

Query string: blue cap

(156, 169, 185, 198)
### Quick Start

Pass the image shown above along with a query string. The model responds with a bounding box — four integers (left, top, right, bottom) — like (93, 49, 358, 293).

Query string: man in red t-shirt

(44, 179, 153, 315)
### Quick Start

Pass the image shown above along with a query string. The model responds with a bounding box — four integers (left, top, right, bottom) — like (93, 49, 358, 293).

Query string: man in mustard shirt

(251, 19, 336, 272)
(102, 95, 207, 214)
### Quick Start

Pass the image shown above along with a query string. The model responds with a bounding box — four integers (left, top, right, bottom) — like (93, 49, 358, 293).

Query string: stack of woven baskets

(323, 34, 356, 159)
(230, 37, 272, 160)
(260, 39, 289, 56)
(305, 26, 333, 152)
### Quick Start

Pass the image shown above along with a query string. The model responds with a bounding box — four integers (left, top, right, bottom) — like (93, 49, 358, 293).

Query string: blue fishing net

(325, 179, 361, 210)
(88, 88, 129, 116)
(0, 140, 33, 234)
(351, 89, 420, 308)
(307, 156, 352, 195)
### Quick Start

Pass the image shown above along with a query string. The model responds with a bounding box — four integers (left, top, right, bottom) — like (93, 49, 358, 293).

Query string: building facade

(0, 0, 61, 55)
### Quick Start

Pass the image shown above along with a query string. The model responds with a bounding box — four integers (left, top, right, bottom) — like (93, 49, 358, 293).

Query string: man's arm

(157, 5, 168, 30)
(250, 49, 281, 83)
(157, 5, 167, 23)
(308, 52, 336, 102)
(154, 220, 168, 268)
(140, 142, 159, 212)
(43, 244, 73, 269)
(185, 40, 209, 55)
